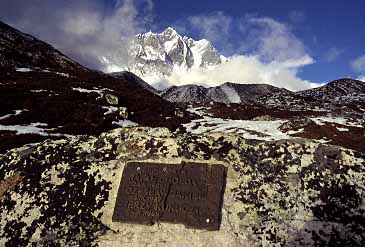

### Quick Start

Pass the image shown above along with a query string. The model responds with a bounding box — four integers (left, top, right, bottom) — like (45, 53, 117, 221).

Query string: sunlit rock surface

(0, 127, 364, 246)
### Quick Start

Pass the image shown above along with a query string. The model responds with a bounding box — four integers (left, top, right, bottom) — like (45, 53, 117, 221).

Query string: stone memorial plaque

(112, 161, 226, 231)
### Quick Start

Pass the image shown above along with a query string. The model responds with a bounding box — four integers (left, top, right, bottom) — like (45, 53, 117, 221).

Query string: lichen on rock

(0, 127, 364, 246)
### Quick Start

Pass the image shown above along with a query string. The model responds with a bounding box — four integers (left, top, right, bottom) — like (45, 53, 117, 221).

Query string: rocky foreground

(0, 127, 364, 246)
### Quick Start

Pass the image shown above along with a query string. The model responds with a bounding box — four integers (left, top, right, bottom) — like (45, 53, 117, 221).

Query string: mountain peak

(122, 28, 222, 81)
(161, 27, 178, 36)
(298, 77, 365, 100)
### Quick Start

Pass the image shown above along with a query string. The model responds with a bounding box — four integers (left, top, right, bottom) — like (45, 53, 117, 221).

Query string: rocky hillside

(160, 79, 365, 121)
(161, 82, 288, 104)
(299, 78, 365, 100)
(109, 71, 159, 95)
(298, 78, 365, 105)
(0, 21, 84, 72)
(0, 21, 194, 154)
(0, 127, 364, 246)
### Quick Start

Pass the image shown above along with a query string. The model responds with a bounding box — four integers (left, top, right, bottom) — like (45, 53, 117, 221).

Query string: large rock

(0, 127, 364, 246)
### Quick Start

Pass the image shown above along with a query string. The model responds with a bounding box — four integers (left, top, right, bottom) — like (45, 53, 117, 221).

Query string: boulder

(105, 94, 119, 106)
(0, 128, 364, 246)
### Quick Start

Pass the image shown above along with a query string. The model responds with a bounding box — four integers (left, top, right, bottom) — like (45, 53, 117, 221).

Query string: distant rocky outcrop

(161, 82, 288, 104)
(298, 78, 365, 102)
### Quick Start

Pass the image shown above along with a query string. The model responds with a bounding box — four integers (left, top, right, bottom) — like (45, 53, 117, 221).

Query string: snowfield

(183, 116, 293, 141)
(184, 107, 364, 142)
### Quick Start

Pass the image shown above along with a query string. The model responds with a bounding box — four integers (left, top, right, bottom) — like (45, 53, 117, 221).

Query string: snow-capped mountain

(161, 82, 288, 104)
(125, 27, 222, 77)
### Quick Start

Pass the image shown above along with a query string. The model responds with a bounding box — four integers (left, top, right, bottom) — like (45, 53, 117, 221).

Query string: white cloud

(153, 55, 316, 91)
(188, 11, 232, 44)
(59, 0, 149, 70)
(351, 55, 365, 73)
(357, 76, 365, 82)
(324, 47, 343, 62)
(244, 17, 313, 64)
(0, 0, 153, 70)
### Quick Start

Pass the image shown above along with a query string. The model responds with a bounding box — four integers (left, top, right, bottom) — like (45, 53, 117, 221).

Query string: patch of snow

(16, 68, 32, 72)
(102, 106, 119, 115)
(164, 38, 178, 54)
(190, 39, 210, 68)
(314, 139, 331, 144)
(55, 72, 69, 77)
(0, 109, 27, 120)
(41, 70, 70, 77)
(288, 128, 304, 135)
(186, 107, 212, 117)
(94, 87, 114, 92)
(336, 127, 349, 132)
(30, 89, 50, 93)
(311, 117, 363, 127)
(112, 120, 138, 127)
(72, 87, 104, 96)
(0, 122, 72, 137)
(0, 114, 13, 120)
(0, 123, 49, 136)
(183, 117, 294, 141)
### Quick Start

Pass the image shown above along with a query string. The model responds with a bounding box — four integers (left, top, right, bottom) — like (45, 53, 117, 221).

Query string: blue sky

(1, 0, 365, 88)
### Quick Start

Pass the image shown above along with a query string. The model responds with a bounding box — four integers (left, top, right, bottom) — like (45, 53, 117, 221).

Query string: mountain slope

(298, 78, 365, 102)
(0, 21, 85, 72)
(161, 82, 289, 104)
(109, 71, 158, 95)
(0, 21, 193, 153)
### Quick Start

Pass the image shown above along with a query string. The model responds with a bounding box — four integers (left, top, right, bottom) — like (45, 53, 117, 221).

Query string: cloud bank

(165, 55, 316, 91)
(0, 0, 152, 70)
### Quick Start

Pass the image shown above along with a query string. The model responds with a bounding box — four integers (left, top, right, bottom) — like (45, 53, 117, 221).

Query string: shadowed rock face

(0, 21, 84, 72)
(0, 127, 364, 246)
